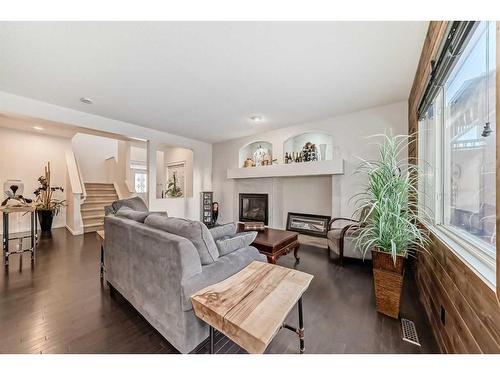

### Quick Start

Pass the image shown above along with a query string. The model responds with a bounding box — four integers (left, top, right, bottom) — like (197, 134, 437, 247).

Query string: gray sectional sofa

(103, 200, 266, 353)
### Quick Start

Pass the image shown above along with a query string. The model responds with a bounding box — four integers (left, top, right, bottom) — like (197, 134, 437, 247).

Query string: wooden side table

(96, 230, 105, 280)
(1, 205, 37, 267)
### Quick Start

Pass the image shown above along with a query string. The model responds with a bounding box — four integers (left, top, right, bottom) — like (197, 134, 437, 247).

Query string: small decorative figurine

(212, 201, 219, 225)
(244, 158, 254, 168)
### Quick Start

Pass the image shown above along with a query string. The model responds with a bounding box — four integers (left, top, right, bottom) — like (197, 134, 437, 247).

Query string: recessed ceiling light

(249, 116, 263, 123)
(80, 97, 93, 104)
(33, 126, 44, 131)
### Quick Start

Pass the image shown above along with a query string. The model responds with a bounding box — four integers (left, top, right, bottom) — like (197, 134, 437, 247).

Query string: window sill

(425, 224, 496, 290)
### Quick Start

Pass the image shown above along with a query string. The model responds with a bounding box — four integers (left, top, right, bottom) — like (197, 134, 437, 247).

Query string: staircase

(81, 183, 118, 233)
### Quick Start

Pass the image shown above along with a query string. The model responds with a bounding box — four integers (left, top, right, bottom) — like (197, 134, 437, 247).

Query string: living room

(1, 1, 499, 374)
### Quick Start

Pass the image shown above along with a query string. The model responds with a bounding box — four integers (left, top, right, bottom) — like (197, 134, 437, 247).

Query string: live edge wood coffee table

(237, 223, 300, 264)
(191, 261, 313, 354)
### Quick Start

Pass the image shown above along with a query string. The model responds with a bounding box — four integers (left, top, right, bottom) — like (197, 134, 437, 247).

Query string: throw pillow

(115, 206, 149, 223)
(209, 222, 236, 241)
(216, 231, 257, 257)
(111, 196, 148, 214)
(145, 215, 219, 265)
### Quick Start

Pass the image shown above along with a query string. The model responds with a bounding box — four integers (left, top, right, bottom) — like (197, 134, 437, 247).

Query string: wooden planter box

(371, 249, 405, 319)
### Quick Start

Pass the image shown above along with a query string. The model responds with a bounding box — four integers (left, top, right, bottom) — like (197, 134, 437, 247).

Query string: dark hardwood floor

(0, 228, 439, 354)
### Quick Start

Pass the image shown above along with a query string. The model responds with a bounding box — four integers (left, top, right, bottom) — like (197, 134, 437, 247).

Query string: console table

(1, 205, 37, 267)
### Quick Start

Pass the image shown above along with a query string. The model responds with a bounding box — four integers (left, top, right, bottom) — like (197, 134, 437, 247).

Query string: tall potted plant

(354, 133, 428, 318)
(34, 162, 66, 232)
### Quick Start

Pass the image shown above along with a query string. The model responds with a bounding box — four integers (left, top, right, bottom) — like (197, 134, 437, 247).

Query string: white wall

(212, 101, 408, 227)
(1, 91, 213, 221)
(72, 133, 118, 183)
(0, 127, 71, 233)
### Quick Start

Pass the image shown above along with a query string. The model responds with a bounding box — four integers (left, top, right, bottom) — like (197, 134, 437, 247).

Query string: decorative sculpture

(2, 179, 32, 206)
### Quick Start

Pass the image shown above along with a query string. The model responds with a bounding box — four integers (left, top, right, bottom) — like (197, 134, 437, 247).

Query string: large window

(418, 21, 496, 279)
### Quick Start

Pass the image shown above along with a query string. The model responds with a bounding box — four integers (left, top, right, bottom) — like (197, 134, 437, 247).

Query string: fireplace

(239, 193, 268, 225)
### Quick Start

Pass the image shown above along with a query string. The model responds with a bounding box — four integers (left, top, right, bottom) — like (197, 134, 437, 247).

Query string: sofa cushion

(216, 231, 257, 257)
(111, 196, 148, 214)
(209, 222, 236, 241)
(180, 246, 267, 311)
(148, 211, 168, 217)
(115, 206, 149, 223)
(145, 215, 219, 265)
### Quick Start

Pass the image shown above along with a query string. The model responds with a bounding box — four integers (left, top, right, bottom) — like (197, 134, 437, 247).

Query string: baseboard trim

(65, 225, 84, 236)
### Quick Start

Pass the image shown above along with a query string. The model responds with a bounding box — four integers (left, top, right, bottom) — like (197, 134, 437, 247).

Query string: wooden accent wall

(409, 22, 500, 354)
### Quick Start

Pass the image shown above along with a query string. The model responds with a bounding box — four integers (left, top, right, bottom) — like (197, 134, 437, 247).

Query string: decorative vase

(371, 248, 405, 319)
(37, 209, 54, 232)
(319, 144, 327, 161)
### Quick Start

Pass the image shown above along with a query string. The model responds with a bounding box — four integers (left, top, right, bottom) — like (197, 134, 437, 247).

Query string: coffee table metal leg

(209, 326, 215, 354)
(298, 297, 304, 353)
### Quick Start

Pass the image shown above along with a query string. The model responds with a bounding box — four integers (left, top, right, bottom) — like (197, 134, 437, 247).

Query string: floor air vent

(401, 318, 421, 346)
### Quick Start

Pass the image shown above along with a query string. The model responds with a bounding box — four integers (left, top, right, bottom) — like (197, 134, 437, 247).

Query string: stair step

(82, 214, 104, 220)
(81, 201, 114, 209)
(83, 223, 104, 233)
(86, 193, 118, 197)
(81, 207, 105, 213)
(86, 187, 116, 191)
(84, 182, 114, 186)
(85, 196, 118, 203)
(83, 217, 104, 226)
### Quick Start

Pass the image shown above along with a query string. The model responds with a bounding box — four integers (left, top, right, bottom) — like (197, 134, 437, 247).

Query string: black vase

(37, 209, 54, 232)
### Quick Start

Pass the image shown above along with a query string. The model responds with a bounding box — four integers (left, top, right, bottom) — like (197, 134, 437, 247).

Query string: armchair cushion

(327, 224, 370, 260)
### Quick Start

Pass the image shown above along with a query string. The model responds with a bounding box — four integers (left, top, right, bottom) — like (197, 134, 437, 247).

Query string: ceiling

(0, 22, 428, 143)
(0, 112, 135, 141)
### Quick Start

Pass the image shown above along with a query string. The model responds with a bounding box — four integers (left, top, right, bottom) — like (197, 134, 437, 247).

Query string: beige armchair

(327, 208, 370, 266)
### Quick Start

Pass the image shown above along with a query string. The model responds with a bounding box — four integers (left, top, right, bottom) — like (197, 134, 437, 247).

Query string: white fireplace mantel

(227, 159, 344, 179)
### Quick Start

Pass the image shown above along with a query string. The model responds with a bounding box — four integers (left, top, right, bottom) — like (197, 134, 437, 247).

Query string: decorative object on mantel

(243, 158, 255, 168)
(34, 162, 66, 233)
(286, 212, 331, 238)
(252, 144, 272, 167)
(2, 179, 32, 207)
(241, 221, 265, 232)
(353, 132, 429, 319)
(301, 142, 318, 162)
(319, 144, 327, 161)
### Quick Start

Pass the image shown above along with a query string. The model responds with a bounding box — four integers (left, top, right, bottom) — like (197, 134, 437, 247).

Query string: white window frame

(133, 170, 148, 193)
(417, 21, 496, 288)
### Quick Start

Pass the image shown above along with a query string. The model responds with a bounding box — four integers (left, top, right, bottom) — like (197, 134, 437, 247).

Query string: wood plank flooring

(0, 228, 439, 354)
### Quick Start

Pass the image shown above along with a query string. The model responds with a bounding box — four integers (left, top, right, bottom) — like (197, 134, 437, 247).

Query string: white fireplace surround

(233, 175, 340, 230)
(212, 101, 409, 228)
